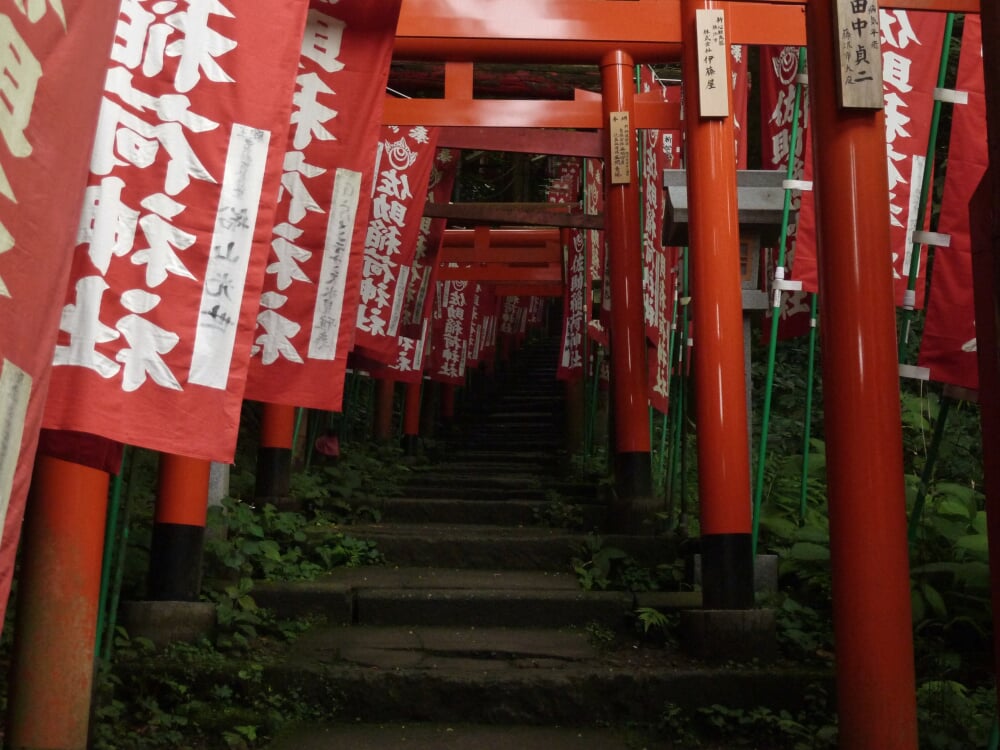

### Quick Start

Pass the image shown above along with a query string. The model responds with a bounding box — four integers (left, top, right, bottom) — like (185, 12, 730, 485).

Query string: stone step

(327, 524, 676, 571)
(252, 567, 698, 627)
(398, 484, 550, 501)
(267, 722, 655, 750)
(374, 497, 605, 527)
(263, 623, 828, 726)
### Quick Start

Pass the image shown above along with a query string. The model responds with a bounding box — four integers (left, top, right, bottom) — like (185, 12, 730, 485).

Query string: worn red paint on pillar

(374, 378, 396, 442)
(149, 453, 211, 601)
(600, 50, 653, 516)
(261, 403, 296, 450)
(806, 1, 917, 746)
(980, 0, 1000, 720)
(402, 380, 422, 455)
(256, 403, 296, 501)
(681, 0, 754, 606)
(7, 456, 109, 747)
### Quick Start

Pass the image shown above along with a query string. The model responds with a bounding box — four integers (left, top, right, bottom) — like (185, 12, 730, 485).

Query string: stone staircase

(256, 337, 823, 748)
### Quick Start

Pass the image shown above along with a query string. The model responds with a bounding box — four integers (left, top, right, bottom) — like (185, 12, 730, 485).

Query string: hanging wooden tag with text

(833, 0, 884, 109)
(695, 9, 729, 118)
(609, 111, 631, 184)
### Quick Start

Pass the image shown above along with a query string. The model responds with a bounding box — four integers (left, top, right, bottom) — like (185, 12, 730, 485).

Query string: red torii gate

(11, 3, 994, 749)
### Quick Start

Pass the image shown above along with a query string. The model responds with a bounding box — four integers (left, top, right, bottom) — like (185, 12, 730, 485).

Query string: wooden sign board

(695, 9, 729, 118)
(609, 111, 631, 184)
(833, 0, 884, 109)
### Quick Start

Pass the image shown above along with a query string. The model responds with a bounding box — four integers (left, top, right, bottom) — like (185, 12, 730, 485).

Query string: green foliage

(290, 441, 410, 520)
(916, 681, 996, 750)
(204, 496, 382, 584)
(571, 535, 677, 593)
(655, 688, 837, 749)
(92, 630, 328, 749)
(532, 490, 586, 530)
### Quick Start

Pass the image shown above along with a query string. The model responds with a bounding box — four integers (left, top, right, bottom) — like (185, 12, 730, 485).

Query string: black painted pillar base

(402, 434, 419, 457)
(147, 522, 206, 601)
(700, 533, 755, 610)
(609, 451, 657, 533)
(255, 446, 292, 501)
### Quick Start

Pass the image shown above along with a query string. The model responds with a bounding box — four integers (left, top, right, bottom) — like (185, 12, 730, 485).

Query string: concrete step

(252, 567, 698, 627)
(267, 723, 658, 750)
(374, 497, 605, 528)
(263, 623, 828, 726)
(324, 524, 677, 571)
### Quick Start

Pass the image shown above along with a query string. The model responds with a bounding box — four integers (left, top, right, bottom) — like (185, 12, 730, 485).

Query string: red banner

(354, 124, 440, 364)
(759, 44, 815, 339)
(917, 17, 984, 390)
(731, 45, 750, 169)
(790, 12, 945, 308)
(243, 0, 401, 411)
(43, 4, 308, 463)
(0, 1, 121, 627)
(467, 285, 498, 370)
(381, 147, 460, 383)
(428, 280, 476, 385)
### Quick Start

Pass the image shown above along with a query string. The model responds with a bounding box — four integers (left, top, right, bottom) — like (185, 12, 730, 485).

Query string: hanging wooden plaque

(833, 0, 884, 109)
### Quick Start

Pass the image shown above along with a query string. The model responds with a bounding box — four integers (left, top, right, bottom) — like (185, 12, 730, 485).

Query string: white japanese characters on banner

(428, 279, 474, 386)
(0, 0, 121, 628)
(243, 0, 402, 412)
(760, 44, 815, 339)
(43, 0, 310, 462)
(789, 11, 945, 309)
(354, 124, 440, 364)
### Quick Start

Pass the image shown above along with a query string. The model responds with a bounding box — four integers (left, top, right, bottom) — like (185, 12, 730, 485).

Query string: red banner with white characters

(377, 147, 460, 383)
(644, 128, 681, 415)
(243, 0, 401, 411)
(428, 280, 476, 385)
(0, 1, 120, 628)
(559, 228, 588, 380)
(760, 44, 815, 339)
(467, 285, 498, 369)
(43, 2, 308, 463)
(791, 11, 945, 309)
(354, 124, 440, 364)
(918, 17, 984, 390)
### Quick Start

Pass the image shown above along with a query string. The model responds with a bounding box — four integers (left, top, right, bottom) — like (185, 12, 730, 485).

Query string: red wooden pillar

(373, 377, 396, 442)
(6, 456, 109, 748)
(256, 402, 295, 501)
(680, 0, 753, 608)
(979, 0, 1000, 719)
(971, 170, 1000, 730)
(600, 49, 653, 529)
(806, 1, 917, 746)
(402, 379, 422, 455)
(148, 453, 211, 601)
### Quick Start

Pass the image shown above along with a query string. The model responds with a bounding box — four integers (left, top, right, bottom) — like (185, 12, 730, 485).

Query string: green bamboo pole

(291, 407, 305, 462)
(99, 446, 134, 662)
(752, 48, 807, 556)
(899, 13, 957, 362)
(907, 395, 953, 543)
(799, 294, 820, 521)
(95, 448, 128, 658)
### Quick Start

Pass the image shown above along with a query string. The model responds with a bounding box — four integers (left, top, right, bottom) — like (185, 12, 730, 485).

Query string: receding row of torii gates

(9, 1, 1000, 748)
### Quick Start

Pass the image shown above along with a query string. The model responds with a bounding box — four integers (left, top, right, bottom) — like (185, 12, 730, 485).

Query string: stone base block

(681, 608, 777, 663)
(120, 600, 217, 648)
(689, 553, 779, 595)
